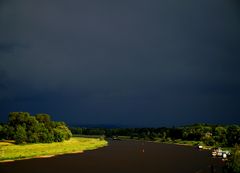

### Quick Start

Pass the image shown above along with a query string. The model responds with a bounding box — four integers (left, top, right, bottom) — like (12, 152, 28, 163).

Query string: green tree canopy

(14, 125, 27, 144)
(1, 112, 72, 144)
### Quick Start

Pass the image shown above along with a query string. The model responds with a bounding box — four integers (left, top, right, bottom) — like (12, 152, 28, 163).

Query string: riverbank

(0, 137, 108, 162)
(114, 136, 233, 151)
(115, 136, 200, 146)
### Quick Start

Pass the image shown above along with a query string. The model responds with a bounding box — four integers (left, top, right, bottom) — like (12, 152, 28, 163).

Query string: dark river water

(0, 140, 224, 173)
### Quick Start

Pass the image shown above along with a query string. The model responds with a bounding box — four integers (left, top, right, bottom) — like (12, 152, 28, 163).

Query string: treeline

(70, 123, 240, 147)
(0, 112, 72, 144)
(71, 124, 240, 172)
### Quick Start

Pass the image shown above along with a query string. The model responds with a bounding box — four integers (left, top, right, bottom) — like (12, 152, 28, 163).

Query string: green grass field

(0, 137, 108, 161)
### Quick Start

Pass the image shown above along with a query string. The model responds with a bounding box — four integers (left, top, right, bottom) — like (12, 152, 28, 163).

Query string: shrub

(15, 125, 27, 144)
(227, 145, 240, 173)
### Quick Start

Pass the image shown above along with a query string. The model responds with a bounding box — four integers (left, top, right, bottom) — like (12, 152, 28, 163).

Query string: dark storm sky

(0, 0, 240, 127)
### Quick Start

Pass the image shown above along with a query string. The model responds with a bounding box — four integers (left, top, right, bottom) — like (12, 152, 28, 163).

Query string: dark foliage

(0, 112, 72, 144)
(70, 124, 240, 147)
(226, 145, 240, 173)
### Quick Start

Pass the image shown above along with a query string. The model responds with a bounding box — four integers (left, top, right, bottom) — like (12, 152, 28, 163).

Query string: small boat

(212, 151, 217, 157)
(212, 148, 230, 159)
(222, 153, 227, 159)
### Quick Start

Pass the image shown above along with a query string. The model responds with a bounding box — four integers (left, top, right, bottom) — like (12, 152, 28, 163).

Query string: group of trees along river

(0, 113, 239, 148)
(0, 112, 72, 144)
(70, 124, 240, 147)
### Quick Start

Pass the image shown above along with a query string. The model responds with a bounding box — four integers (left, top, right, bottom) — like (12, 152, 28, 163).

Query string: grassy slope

(0, 137, 108, 161)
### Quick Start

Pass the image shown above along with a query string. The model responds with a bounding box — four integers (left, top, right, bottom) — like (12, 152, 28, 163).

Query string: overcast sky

(0, 0, 240, 127)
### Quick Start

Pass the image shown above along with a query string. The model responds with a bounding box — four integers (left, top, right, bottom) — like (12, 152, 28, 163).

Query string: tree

(53, 125, 72, 141)
(27, 131, 39, 143)
(227, 125, 240, 146)
(35, 114, 51, 123)
(0, 125, 3, 139)
(15, 125, 27, 144)
(53, 127, 65, 142)
(227, 144, 240, 173)
(3, 125, 14, 140)
(213, 126, 227, 146)
(70, 127, 83, 135)
(34, 123, 54, 143)
(8, 112, 31, 128)
(1, 112, 72, 144)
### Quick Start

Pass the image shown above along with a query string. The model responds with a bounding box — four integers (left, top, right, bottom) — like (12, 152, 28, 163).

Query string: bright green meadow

(0, 137, 108, 161)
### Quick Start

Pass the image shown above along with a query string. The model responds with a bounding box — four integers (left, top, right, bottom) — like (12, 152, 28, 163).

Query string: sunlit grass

(0, 137, 108, 161)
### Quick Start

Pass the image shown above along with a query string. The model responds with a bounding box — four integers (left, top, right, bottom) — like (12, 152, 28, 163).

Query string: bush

(15, 125, 27, 144)
(27, 132, 39, 143)
(53, 125, 72, 142)
(0, 125, 4, 139)
(227, 145, 240, 173)
(53, 128, 65, 142)
(227, 125, 240, 147)
(4, 125, 15, 140)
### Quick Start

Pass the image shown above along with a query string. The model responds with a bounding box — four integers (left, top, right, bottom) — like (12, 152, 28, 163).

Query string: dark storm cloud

(0, 43, 15, 53)
(0, 0, 240, 126)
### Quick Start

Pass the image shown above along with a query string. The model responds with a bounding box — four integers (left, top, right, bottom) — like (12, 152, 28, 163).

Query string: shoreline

(0, 137, 108, 163)
(112, 137, 203, 148)
(0, 139, 199, 163)
(113, 137, 229, 150)
(0, 151, 84, 163)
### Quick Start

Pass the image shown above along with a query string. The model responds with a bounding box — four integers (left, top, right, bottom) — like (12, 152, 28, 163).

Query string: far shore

(110, 136, 232, 151)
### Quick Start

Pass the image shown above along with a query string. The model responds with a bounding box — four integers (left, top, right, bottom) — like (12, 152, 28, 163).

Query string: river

(0, 140, 224, 173)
